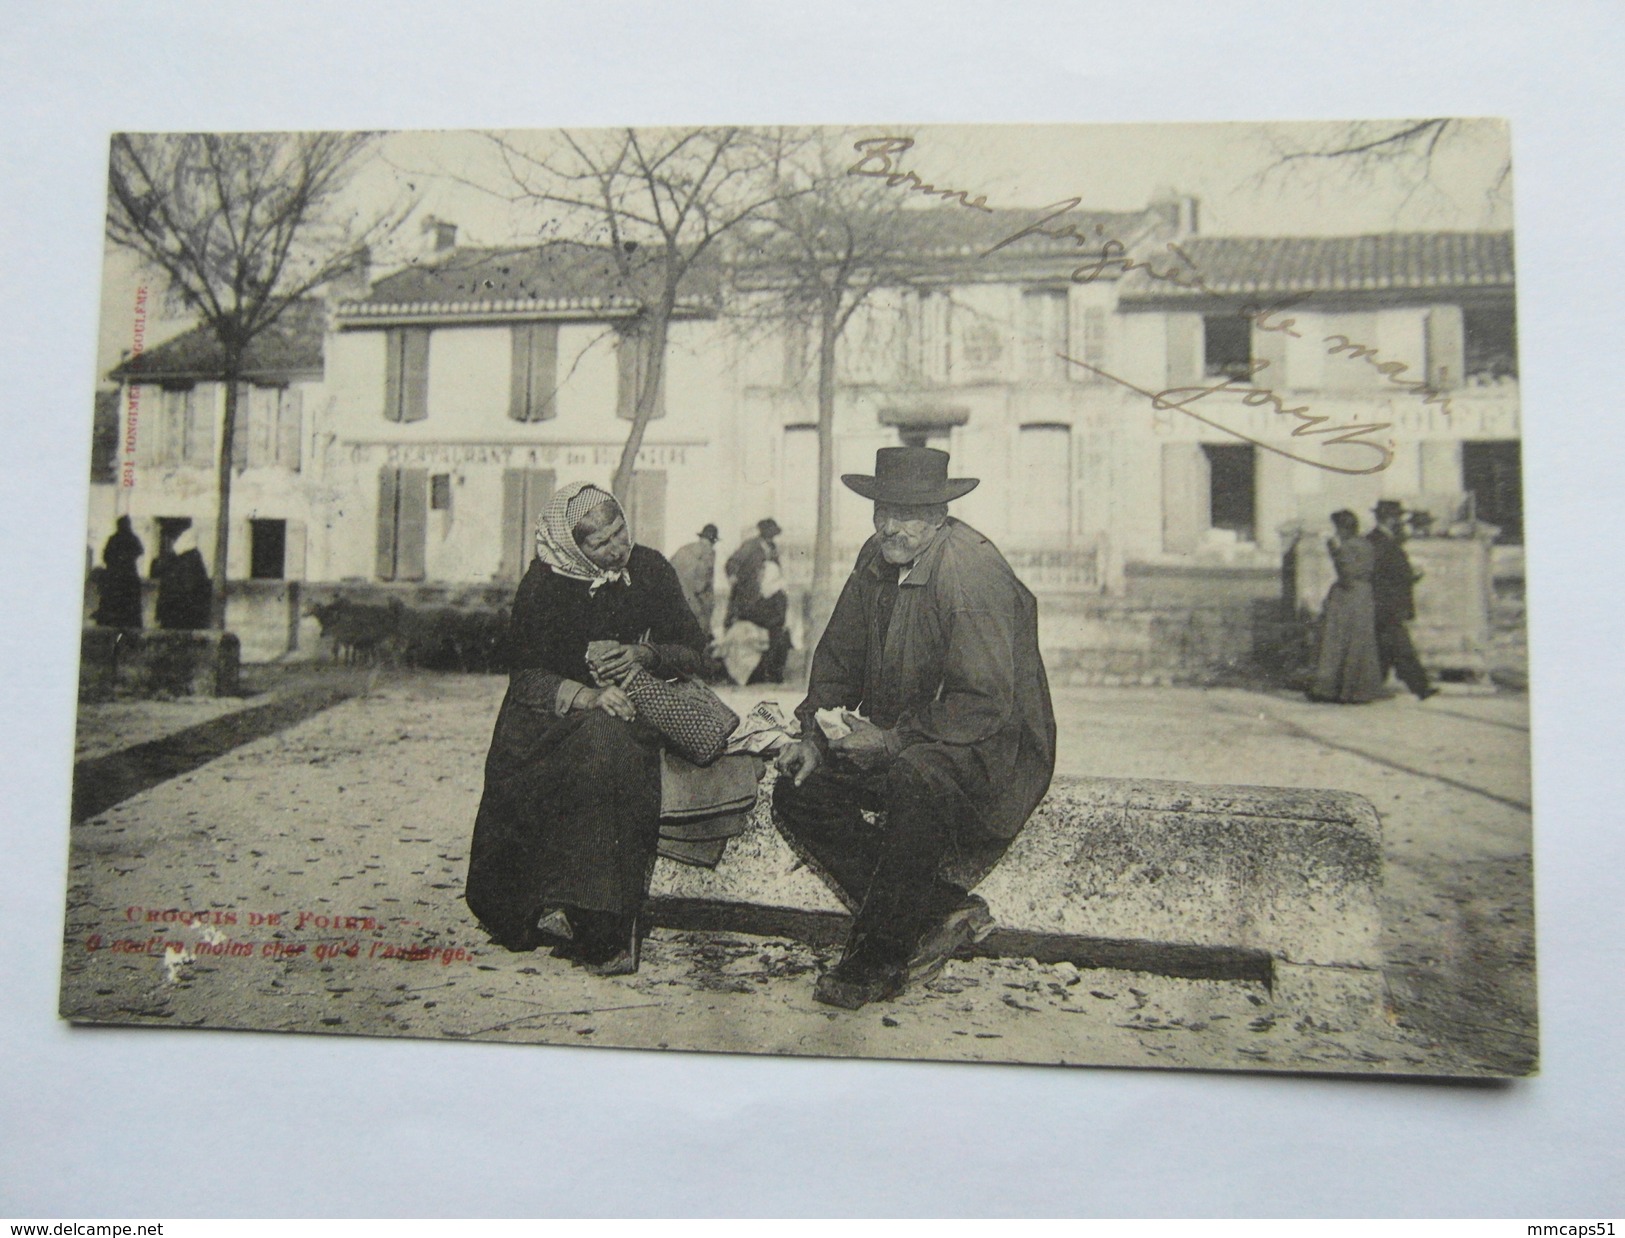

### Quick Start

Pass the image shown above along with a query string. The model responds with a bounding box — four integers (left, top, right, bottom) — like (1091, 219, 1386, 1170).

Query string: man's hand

(777, 738, 822, 787)
(576, 684, 636, 722)
(589, 642, 654, 685)
(829, 712, 890, 770)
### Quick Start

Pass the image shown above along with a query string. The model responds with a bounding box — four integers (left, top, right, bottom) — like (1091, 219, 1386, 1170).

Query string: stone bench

(649, 772, 1382, 980)
(79, 628, 241, 701)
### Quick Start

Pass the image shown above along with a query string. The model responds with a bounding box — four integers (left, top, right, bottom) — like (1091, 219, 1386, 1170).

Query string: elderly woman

(465, 481, 710, 973)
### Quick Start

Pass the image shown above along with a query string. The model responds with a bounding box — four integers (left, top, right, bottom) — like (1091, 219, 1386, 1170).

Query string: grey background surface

(2, 0, 1621, 1217)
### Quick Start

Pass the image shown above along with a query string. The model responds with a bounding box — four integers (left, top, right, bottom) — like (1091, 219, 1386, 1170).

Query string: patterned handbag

(620, 667, 739, 767)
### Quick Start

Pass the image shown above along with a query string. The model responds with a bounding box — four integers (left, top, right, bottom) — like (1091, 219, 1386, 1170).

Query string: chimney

(1149, 189, 1199, 236)
(422, 215, 457, 252)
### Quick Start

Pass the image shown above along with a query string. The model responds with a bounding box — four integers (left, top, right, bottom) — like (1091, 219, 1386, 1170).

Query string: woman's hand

(588, 642, 655, 685)
(575, 685, 636, 722)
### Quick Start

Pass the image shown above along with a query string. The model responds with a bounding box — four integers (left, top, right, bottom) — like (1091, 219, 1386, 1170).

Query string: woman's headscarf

(171, 525, 199, 557)
(534, 480, 633, 592)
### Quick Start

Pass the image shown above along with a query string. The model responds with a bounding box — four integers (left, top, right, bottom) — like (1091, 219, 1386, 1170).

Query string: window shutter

(616, 327, 664, 421)
(185, 384, 216, 467)
(401, 328, 430, 423)
(1161, 442, 1208, 554)
(1251, 320, 1289, 389)
(227, 518, 252, 580)
(510, 324, 559, 422)
(1425, 305, 1464, 391)
(1067, 299, 1108, 382)
(192, 519, 217, 580)
(230, 385, 251, 470)
(285, 519, 307, 582)
(396, 467, 429, 581)
(384, 330, 404, 423)
(376, 466, 399, 579)
(509, 326, 531, 421)
(1165, 314, 1203, 388)
(499, 468, 525, 580)
(626, 470, 667, 554)
(277, 387, 303, 471)
(616, 328, 638, 420)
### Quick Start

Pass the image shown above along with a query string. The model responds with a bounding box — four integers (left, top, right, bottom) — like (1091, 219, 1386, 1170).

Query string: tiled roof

(337, 240, 718, 323)
(893, 204, 1170, 259)
(110, 300, 326, 382)
(1117, 232, 1515, 302)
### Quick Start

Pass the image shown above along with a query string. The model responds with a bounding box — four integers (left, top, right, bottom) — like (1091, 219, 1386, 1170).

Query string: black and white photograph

(58, 119, 1538, 1079)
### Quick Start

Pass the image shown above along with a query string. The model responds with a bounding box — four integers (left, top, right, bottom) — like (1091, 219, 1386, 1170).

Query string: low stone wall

(79, 629, 241, 701)
(1035, 594, 1299, 686)
(651, 771, 1382, 975)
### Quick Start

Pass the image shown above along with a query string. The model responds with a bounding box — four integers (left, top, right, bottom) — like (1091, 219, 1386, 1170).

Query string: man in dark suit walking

(1368, 500, 1437, 700)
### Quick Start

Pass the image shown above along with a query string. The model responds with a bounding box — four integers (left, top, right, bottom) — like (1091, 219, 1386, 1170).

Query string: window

(430, 473, 453, 511)
(231, 384, 302, 471)
(902, 290, 950, 384)
(1463, 305, 1518, 382)
(509, 323, 559, 421)
(1203, 443, 1256, 541)
(1021, 289, 1068, 382)
(250, 519, 286, 580)
(499, 468, 555, 580)
(376, 467, 428, 581)
(161, 384, 214, 467)
(1203, 315, 1252, 381)
(615, 326, 666, 421)
(1068, 304, 1108, 383)
(1012, 425, 1072, 544)
(384, 327, 430, 423)
(1462, 440, 1523, 545)
(960, 318, 1004, 372)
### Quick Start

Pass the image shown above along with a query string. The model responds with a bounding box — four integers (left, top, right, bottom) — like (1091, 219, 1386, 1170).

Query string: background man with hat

(775, 446, 1057, 1009)
(1369, 500, 1437, 700)
(669, 522, 720, 632)
(725, 517, 790, 683)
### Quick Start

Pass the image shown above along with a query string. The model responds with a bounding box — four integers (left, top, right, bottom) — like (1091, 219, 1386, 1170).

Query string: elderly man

(775, 447, 1056, 1009)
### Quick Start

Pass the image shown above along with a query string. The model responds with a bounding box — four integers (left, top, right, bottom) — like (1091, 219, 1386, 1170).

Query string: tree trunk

(611, 307, 672, 500)
(810, 309, 840, 630)
(210, 350, 242, 630)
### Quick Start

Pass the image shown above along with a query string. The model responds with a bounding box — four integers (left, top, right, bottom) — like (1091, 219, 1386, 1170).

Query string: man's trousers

(1375, 617, 1432, 698)
(773, 743, 1010, 970)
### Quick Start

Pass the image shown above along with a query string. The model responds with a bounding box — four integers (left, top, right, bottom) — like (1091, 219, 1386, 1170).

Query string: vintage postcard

(63, 121, 1533, 1076)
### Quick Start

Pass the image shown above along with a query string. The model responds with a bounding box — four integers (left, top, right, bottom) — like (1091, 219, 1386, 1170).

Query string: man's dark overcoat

(796, 517, 1056, 842)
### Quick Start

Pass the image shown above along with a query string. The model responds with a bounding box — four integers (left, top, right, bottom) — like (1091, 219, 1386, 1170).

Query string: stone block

(650, 772, 1382, 973)
(79, 628, 241, 700)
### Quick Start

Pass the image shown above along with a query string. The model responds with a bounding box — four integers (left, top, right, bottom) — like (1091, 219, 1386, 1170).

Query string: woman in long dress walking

(1307, 510, 1385, 703)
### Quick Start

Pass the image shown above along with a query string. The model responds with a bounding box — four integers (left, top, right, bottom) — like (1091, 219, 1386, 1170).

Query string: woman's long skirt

(1309, 581, 1385, 703)
(465, 696, 662, 949)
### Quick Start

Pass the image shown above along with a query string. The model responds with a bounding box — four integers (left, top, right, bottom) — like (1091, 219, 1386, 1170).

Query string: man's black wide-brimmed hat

(842, 447, 980, 505)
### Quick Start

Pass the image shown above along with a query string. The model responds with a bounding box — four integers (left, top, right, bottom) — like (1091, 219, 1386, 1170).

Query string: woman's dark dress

(154, 548, 211, 630)
(1308, 537, 1384, 703)
(465, 544, 710, 950)
(94, 527, 145, 628)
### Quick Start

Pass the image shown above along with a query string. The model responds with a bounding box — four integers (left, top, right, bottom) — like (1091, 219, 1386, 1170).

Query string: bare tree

(486, 127, 798, 499)
(737, 130, 927, 618)
(1255, 118, 1512, 222)
(107, 131, 404, 628)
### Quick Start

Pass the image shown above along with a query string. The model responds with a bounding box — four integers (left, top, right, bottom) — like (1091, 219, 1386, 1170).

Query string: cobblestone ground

(59, 673, 1535, 1076)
